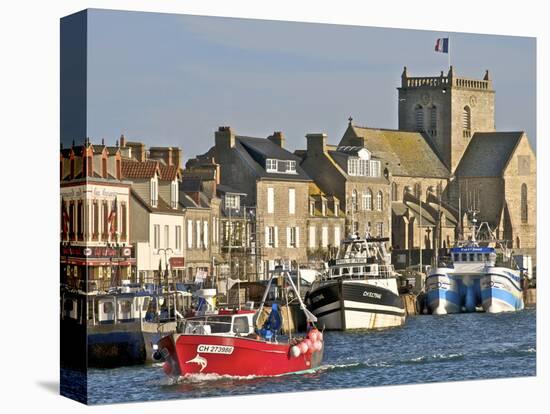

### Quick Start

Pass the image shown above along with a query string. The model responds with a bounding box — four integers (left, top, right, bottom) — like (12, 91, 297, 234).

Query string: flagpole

(448, 35, 451, 69)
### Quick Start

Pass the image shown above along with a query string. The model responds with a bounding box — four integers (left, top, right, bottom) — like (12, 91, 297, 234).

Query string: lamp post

(157, 247, 174, 287)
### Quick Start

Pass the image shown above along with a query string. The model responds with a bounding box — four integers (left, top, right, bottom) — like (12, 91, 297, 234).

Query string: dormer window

(309, 201, 315, 216)
(265, 158, 297, 174)
(171, 181, 178, 209)
(334, 201, 339, 216)
(347, 158, 380, 177)
(151, 177, 158, 208)
(225, 194, 240, 210)
(321, 200, 327, 216)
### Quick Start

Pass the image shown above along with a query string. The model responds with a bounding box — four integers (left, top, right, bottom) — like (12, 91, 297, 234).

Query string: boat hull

(307, 280, 405, 330)
(481, 269, 524, 313)
(426, 271, 461, 315)
(159, 334, 324, 377)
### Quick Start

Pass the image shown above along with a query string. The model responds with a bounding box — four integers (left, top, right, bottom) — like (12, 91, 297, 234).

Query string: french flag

(434, 38, 449, 53)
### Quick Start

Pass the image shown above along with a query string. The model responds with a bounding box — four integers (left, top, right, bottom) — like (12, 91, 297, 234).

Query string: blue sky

(87, 9, 536, 160)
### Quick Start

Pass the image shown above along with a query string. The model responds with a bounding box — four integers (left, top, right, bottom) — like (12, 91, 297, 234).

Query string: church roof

(454, 132, 525, 177)
(341, 124, 450, 178)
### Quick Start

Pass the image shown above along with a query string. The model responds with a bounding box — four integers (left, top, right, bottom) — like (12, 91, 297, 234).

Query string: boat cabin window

(342, 268, 350, 275)
(476, 253, 483, 261)
(332, 268, 340, 276)
(233, 316, 250, 335)
(461, 253, 467, 262)
(142, 297, 150, 311)
(363, 266, 370, 273)
(103, 302, 114, 314)
(207, 316, 232, 334)
(353, 267, 361, 274)
(469, 253, 475, 261)
(454, 254, 459, 262)
(119, 300, 132, 314)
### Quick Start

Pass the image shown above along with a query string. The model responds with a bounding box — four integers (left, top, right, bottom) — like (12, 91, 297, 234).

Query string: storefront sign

(169, 257, 185, 268)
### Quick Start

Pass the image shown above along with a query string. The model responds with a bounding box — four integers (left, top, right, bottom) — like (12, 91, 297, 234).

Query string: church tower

(398, 66, 495, 173)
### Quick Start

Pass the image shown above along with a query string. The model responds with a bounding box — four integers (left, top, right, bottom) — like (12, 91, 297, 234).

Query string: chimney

(215, 126, 235, 163)
(483, 69, 491, 81)
(306, 133, 327, 155)
(120, 134, 126, 147)
(268, 131, 285, 148)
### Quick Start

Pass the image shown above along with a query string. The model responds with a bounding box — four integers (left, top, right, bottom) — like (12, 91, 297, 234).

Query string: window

(391, 182, 398, 201)
(321, 226, 328, 247)
(321, 200, 327, 216)
(196, 221, 201, 248)
(267, 187, 274, 213)
(351, 190, 358, 212)
(334, 226, 341, 246)
(203, 221, 209, 248)
(334, 201, 339, 216)
(414, 182, 422, 199)
(289, 188, 295, 215)
(521, 183, 528, 223)
(175, 225, 181, 250)
(265, 159, 297, 174)
(92, 201, 99, 239)
(121, 203, 127, 240)
(462, 106, 471, 137)
(266, 159, 277, 172)
(68, 201, 74, 238)
(77, 201, 83, 239)
(164, 225, 169, 248)
(102, 158, 107, 178)
(225, 194, 239, 209)
(429, 105, 437, 135)
(376, 191, 383, 211)
(287, 160, 296, 173)
(151, 178, 158, 208)
(376, 222, 384, 237)
(415, 105, 424, 131)
(362, 190, 373, 211)
(171, 181, 178, 209)
(347, 158, 380, 177)
(153, 224, 160, 249)
(288, 227, 297, 248)
(309, 201, 315, 216)
(309, 226, 316, 248)
(267, 226, 275, 248)
(187, 220, 193, 248)
(102, 201, 108, 240)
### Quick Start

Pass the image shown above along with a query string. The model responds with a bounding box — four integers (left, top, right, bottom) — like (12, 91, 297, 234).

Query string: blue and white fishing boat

(426, 212, 525, 314)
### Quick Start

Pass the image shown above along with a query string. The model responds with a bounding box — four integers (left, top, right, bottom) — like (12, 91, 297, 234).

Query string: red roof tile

(159, 164, 180, 181)
(121, 160, 159, 179)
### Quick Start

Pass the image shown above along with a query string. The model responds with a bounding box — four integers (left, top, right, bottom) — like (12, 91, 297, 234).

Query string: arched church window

(414, 182, 422, 199)
(376, 191, 383, 211)
(462, 106, 471, 137)
(391, 182, 398, 201)
(351, 189, 358, 212)
(429, 105, 437, 136)
(521, 183, 528, 223)
(415, 105, 424, 131)
(363, 189, 373, 211)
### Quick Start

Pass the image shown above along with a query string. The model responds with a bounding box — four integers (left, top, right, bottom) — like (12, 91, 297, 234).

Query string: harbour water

(64, 308, 536, 405)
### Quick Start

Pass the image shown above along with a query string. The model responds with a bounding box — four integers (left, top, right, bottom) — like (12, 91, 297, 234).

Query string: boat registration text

(197, 344, 235, 354)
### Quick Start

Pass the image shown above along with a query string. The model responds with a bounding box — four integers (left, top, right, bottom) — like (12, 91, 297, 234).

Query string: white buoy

(290, 346, 301, 358)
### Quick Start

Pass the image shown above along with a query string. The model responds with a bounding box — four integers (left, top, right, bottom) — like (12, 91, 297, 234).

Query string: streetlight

(157, 248, 174, 287)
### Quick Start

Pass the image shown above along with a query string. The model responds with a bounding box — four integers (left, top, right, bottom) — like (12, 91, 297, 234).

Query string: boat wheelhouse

(306, 235, 406, 330)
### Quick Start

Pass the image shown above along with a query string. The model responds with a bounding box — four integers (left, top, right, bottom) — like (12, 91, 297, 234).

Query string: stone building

(205, 127, 313, 275)
(306, 183, 346, 262)
(297, 132, 389, 241)
(341, 66, 535, 254)
(60, 140, 134, 291)
(453, 132, 536, 250)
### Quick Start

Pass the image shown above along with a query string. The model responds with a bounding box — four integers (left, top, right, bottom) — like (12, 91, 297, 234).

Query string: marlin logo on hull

(186, 354, 208, 372)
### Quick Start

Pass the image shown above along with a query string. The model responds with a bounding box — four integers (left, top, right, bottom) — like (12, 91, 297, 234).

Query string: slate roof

(217, 184, 246, 196)
(341, 124, 450, 178)
(236, 136, 312, 181)
(454, 132, 524, 177)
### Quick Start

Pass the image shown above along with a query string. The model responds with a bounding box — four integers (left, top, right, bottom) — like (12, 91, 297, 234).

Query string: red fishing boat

(155, 270, 324, 377)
